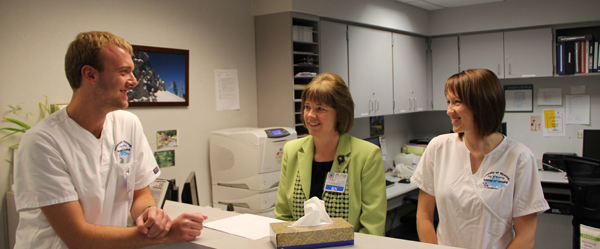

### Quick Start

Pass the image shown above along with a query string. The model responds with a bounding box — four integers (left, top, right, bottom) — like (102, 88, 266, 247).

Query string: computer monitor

(364, 136, 381, 147)
(583, 129, 600, 161)
(181, 171, 199, 206)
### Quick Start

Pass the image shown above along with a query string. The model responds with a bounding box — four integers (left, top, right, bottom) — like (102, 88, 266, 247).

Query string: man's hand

(165, 212, 208, 242)
(136, 206, 172, 238)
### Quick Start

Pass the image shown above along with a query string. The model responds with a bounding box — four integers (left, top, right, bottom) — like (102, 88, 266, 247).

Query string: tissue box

(269, 218, 354, 249)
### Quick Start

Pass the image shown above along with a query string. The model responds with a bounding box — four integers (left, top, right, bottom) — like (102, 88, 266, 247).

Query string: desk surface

(145, 201, 460, 249)
(538, 170, 568, 184)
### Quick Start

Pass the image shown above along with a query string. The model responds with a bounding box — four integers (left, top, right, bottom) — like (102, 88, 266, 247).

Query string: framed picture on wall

(128, 45, 189, 107)
(504, 84, 533, 112)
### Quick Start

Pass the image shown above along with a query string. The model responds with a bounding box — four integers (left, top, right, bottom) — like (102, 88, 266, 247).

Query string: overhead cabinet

(320, 20, 349, 83)
(459, 28, 553, 78)
(504, 28, 553, 78)
(348, 25, 394, 117)
(459, 32, 505, 77)
(431, 36, 459, 111)
(393, 33, 427, 113)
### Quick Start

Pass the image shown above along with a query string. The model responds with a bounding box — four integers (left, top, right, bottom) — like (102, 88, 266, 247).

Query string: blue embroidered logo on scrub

(482, 171, 510, 190)
(115, 141, 132, 160)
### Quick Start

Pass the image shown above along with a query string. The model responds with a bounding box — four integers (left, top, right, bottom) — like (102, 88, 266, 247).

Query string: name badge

(324, 172, 347, 193)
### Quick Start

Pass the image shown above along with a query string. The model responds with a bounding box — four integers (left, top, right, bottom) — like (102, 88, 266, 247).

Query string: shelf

(294, 64, 319, 67)
(293, 51, 319, 56)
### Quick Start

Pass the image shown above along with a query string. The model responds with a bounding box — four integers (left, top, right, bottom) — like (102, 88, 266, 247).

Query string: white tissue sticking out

(290, 197, 333, 227)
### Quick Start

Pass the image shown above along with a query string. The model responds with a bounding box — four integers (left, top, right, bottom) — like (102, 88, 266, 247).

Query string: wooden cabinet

(255, 12, 319, 136)
(431, 36, 459, 111)
(348, 25, 393, 117)
(504, 28, 553, 78)
(459, 32, 504, 78)
(393, 33, 427, 113)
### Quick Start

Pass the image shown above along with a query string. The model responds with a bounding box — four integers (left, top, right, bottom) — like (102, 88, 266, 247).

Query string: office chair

(563, 156, 600, 249)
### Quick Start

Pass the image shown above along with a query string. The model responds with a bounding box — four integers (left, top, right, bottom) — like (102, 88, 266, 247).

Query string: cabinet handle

(509, 63, 511, 75)
(414, 98, 417, 110)
(369, 99, 373, 112)
(498, 64, 501, 76)
(375, 99, 380, 112)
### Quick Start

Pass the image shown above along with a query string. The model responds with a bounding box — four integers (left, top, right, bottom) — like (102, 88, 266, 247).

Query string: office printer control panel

(265, 128, 290, 138)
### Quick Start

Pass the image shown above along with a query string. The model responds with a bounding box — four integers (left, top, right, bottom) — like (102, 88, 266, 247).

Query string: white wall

(253, 0, 430, 35)
(0, 1, 258, 248)
(429, 0, 600, 36)
(501, 76, 600, 159)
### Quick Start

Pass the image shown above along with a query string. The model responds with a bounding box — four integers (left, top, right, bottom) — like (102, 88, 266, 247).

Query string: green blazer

(274, 133, 387, 235)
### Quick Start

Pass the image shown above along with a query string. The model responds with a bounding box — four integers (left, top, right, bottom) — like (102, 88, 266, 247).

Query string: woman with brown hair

(412, 68, 549, 248)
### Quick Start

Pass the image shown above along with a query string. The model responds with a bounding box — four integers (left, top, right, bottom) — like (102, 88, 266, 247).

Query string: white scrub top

(412, 133, 549, 249)
(14, 108, 160, 248)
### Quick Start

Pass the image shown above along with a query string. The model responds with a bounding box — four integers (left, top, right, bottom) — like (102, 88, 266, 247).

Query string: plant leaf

(4, 117, 31, 129)
(0, 131, 20, 140)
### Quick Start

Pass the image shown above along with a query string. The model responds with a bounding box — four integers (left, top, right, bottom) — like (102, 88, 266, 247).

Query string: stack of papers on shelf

(293, 25, 313, 42)
(295, 72, 317, 77)
(294, 84, 307, 90)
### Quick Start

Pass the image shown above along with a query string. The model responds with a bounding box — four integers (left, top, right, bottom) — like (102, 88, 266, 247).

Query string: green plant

(0, 97, 52, 149)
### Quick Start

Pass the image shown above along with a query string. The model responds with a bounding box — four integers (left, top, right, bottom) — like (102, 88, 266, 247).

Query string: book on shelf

(557, 34, 593, 42)
(575, 41, 579, 73)
(595, 40, 600, 73)
(590, 40, 596, 73)
(565, 41, 575, 74)
(556, 42, 566, 75)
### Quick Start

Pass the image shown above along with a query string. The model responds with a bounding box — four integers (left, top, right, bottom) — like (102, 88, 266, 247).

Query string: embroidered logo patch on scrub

(482, 171, 510, 189)
(115, 140, 132, 160)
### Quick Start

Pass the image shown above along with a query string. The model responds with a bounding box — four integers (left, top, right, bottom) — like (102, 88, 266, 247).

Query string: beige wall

(429, 0, 600, 36)
(0, 1, 258, 247)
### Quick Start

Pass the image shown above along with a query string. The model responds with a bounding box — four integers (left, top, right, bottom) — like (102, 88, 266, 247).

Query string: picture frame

(504, 84, 533, 112)
(128, 45, 189, 107)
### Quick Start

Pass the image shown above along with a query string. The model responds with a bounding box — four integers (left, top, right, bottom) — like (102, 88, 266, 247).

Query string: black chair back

(564, 155, 600, 249)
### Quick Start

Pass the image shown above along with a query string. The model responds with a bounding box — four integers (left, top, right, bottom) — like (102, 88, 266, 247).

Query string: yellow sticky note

(544, 110, 556, 129)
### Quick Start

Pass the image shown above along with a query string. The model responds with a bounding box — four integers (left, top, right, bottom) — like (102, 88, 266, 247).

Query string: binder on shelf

(556, 42, 566, 75)
(595, 40, 600, 73)
(575, 41, 579, 73)
(565, 41, 575, 75)
(590, 40, 597, 73)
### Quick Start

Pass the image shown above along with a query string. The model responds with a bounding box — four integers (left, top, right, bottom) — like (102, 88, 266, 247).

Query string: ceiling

(397, 0, 507, 11)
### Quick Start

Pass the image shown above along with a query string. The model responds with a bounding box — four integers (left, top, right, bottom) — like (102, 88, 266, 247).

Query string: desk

(385, 172, 419, 211)
(537, 170, 570, 214)
(145, 201, 460, 249)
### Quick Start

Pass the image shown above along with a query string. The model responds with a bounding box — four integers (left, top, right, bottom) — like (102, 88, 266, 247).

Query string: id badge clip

(324, 172, 348, 193)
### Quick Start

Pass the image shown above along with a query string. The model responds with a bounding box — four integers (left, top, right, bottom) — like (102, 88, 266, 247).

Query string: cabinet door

(320, 21, 348, 83)
(504, 28, 553, 78)
(348, 25, 393, 117)
(393, 33, 427, 114)
(431, 36, 459, 111)
(460, 32, 504, 78)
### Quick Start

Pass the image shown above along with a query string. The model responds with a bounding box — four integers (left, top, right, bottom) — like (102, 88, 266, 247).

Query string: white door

(393, 33, 427, 113)
(431, 36, 459, 111)
(460, 32, 504, 78)
(504, 28, 553, 78)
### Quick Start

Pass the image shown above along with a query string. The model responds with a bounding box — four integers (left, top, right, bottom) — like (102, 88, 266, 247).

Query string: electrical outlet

(578, 130, 584, 138)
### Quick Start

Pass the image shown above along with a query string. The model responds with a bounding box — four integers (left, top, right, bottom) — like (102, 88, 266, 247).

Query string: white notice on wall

(581, 224, 600, 249)
(566, 95, 590, 125)
(215, 69, 240, 111)
(537, 88, 562, 106)
(542, 108, 565, 137)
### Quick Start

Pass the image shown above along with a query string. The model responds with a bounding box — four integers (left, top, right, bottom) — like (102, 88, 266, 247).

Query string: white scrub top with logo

(411, 133, 549, 249)
(14, 108, 160, 249)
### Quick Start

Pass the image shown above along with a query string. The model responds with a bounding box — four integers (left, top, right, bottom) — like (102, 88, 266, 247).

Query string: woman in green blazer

(274, 72, 387, 235)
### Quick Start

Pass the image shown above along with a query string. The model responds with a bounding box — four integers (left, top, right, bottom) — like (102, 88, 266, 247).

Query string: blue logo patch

(482, 171, 510, 190)
(115, 140, 132, 160)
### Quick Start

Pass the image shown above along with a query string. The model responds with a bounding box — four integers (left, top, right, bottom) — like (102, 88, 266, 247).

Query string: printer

(209, 127, 297, 217)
